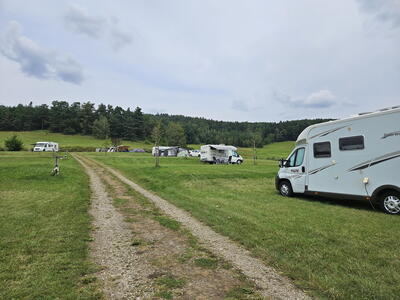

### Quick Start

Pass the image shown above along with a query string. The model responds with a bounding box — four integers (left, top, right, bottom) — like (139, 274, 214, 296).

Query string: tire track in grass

(74, 155, 154, 299)
(80, 155, 311, 300)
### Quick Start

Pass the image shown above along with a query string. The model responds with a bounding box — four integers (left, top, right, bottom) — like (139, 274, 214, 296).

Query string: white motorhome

(200, 145, 244, 164)
(33, 142, 59, 152)
(276, 106, 400, 214)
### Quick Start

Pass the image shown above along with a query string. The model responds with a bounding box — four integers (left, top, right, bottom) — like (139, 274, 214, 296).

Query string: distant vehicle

(276, 106, 400, 214)
(33, 142, 59, 152)
(177, 149, 190, 157)
(152, 146, 190, 157)
(152, 146, 179, 157)
(107, 145, 129, 152)
(200, 144, 244, 164)
(189, 150, 201, 157)
(130, 148, 146, 153)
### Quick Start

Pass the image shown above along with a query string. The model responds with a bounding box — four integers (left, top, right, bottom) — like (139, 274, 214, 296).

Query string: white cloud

(357, 0, 400, 28)
(0, 21, 84, 84)
(64, 4, 107, 38)
(274, 89, 337, 109)
(110, 27, 132, 51)
(64, 4, 132, 50)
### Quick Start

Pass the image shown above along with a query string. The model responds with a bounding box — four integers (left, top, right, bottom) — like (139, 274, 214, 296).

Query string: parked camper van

(189, 150, 201, 157)
(200, 145, 243, 164)
(33, 142, 59, 152)
(276, 106, 400, 214)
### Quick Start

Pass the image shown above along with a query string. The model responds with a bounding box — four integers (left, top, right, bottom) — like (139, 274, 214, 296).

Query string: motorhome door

(285, 147, 307, 193)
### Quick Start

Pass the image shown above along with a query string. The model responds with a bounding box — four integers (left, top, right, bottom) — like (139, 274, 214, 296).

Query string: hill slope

(0, 130, 294, 158)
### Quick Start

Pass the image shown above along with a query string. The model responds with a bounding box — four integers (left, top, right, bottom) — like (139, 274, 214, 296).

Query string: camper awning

(209, 145, 237, 151)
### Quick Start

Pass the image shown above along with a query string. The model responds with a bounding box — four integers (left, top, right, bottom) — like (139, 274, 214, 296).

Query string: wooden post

(253, 139, 257, 165)
(155, 143, 160, 167)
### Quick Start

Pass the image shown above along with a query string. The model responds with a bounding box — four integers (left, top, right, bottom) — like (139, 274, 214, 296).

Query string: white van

(276, 106, 400, 214)
(33, 142, 59, 152)
(200, 145, 244, 164)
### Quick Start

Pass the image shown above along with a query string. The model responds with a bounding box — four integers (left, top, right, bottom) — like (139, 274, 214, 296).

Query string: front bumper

(275, 175, 280, 191)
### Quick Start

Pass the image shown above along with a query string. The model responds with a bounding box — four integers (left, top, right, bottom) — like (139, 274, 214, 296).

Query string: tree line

(0, 101, 331, 147)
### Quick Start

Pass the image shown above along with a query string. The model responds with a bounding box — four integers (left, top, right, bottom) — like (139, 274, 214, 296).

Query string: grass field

(0, 152, 101, 299)
(0, 130, 295, 160)
(0, 130, 152, 151)
(85, 152, 400, 300)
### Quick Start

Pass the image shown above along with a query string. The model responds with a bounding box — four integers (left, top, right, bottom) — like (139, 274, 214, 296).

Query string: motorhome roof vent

(358, 111, 372, 116)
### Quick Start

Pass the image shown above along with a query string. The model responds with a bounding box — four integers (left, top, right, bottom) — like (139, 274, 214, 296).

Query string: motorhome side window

(339, 135, 364, 151)
(313, 142, 331, 158)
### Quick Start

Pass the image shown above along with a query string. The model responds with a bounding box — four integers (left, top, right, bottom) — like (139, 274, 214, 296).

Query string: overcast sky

(0, 0, 399, 122)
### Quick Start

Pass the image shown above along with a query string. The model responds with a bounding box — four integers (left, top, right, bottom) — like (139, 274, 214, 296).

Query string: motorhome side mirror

(279, 159, 283, 168)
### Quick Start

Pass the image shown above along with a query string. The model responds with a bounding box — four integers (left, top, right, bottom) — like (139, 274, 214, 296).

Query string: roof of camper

(296, 105, 400, 144)
(207, 144, 237, 151)
(153, 146, 178, 150)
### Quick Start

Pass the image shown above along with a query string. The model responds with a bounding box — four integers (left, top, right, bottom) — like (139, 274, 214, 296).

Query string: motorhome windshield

(287, 147, 305, 167)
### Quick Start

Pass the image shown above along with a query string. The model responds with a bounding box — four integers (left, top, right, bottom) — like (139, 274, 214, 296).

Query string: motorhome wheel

(279, 181, 293, 197)
(379, 191, 400, 215)
(237, 160, 242, 165)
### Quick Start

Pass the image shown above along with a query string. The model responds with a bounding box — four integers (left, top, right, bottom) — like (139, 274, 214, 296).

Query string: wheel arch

(371, 185, 400, 201)
(278, 178, 292, 190)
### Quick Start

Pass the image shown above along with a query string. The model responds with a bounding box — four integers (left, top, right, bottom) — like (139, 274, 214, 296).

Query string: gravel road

(78, 155, 311, 300)
(74, 155, 154, 299)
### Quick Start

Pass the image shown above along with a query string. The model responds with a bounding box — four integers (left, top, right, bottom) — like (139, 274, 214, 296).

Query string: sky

(0, 0, 399, 122)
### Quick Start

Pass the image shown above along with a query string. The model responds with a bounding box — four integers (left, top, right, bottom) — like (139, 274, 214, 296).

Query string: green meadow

(1, 132, 399, 300)
(0, 130, 295, 160)
(85, 151, 400, 300)
(0, 152, 100, 299)
(0, 130, 152, 151)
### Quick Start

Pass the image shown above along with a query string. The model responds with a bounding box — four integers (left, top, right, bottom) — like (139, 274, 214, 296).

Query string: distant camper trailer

(276, 105, 400, 214)
(152, 146, 189, 157)
(200, 144, 244, 164)
(33, 142, 59, 152)
(152, 146, 179, 157)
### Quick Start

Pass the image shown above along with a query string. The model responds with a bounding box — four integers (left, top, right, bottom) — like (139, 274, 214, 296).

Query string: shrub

(63, 127, 76, 135)
(4, 135, 24, 151)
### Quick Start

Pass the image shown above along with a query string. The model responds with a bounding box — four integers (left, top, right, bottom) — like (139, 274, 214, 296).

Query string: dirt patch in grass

(77, 154, 263, 299)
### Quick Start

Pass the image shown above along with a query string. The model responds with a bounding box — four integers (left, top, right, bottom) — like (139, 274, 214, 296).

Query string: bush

(5, 135, 24, 151)
(63, 127, 76, 135)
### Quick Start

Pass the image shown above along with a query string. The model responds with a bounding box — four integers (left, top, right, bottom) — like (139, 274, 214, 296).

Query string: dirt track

(75, 154, 311, 300)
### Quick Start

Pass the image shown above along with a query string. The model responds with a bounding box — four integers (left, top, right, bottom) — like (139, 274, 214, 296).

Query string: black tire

(379, 191, 400, 215)
(279, 180, 293, 197)
(236, 160, 243, 165)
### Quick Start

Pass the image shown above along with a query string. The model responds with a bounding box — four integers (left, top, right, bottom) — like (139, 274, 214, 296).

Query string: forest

(0, 101, 331, 147)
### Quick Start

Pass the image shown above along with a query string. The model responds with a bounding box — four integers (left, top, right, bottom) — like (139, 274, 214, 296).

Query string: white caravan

(33, 142, 59, 152)
(276, 106, 400, 214)
(200, 145, 244, 164)
(152, 146, 179, 157)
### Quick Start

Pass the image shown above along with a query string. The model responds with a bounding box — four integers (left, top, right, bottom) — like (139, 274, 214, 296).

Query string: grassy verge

(85, 152, 400, 299)
(0, 152, 101, 299)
